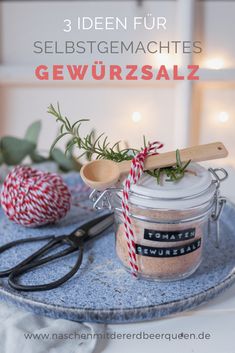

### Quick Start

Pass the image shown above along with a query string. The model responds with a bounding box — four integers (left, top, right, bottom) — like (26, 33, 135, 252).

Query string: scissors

(0, 213, 114, 292)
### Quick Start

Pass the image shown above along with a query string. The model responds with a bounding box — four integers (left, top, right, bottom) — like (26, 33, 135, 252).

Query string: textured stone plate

(0, 174, 235, 323)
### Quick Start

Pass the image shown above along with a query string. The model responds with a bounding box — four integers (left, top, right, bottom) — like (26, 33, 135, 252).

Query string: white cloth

(0, 302, 104, 353)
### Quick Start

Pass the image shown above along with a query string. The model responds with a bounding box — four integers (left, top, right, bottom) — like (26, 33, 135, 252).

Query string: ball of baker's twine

(0, 166, 71, 227)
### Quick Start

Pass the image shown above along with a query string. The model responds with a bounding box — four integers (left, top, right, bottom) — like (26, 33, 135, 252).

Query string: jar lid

(129, 163, 216, 209)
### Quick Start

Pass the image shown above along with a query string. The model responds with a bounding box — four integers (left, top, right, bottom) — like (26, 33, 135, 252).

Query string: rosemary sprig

(48, 103, 139, 162)
(48, 103, 191, 183)
(147, 149, 191, 184)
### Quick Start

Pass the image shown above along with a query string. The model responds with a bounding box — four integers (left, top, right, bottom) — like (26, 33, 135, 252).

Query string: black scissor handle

(2, 213, 114, 291)
(8, 244, 83, 292)
(0, 235, 55, 277)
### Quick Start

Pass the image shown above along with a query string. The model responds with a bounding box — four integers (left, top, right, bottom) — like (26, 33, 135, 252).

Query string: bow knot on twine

(121, 141, 164, 276)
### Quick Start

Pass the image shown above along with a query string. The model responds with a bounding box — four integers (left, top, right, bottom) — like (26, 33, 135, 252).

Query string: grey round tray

(0, 175, 235, 323)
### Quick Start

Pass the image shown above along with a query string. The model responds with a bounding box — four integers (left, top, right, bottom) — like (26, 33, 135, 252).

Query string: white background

(0, 0, 235, 160)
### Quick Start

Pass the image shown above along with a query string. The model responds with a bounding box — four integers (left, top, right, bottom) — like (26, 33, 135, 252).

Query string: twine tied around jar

(121, 141, 164, 276)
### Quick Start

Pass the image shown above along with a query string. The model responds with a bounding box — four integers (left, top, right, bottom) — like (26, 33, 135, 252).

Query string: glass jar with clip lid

(90, 163, 228, 281)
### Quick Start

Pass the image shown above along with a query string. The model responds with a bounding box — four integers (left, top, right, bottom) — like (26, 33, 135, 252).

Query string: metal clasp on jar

(208, 168, 228, 247)
(89, 188, 120, 210)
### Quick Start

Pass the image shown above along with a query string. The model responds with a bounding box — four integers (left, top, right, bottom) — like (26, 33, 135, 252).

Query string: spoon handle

(119, 142, 228, 173)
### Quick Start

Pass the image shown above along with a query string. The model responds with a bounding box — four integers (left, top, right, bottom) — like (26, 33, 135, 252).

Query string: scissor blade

(76, 213, 114, 238)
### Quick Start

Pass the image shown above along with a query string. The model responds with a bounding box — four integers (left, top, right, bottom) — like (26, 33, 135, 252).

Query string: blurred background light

(205, 58, 224, 70)
(218, 111, 229, 123)
(132, 111, 142, 123)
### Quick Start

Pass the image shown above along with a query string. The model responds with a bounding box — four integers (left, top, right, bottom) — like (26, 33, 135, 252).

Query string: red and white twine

(121, 141, 164, 276)
(0, 166, 71, 227)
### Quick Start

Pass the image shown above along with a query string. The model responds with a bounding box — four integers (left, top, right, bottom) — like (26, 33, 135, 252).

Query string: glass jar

(90, 163, 228, 281)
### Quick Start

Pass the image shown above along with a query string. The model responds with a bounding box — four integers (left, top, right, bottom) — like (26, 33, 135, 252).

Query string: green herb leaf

(147, 150, 191, 184)
(0, 145, 4, 165)
(50, 132, 70, 153)
(25, 120, 42, 145)
(30, 151, 48, 163)
(1, 137, 36, 165)
(50, 147, 80, 172)
(176, 149, 182, 168)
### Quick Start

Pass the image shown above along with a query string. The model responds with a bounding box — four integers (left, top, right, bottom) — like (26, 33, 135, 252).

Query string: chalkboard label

(144, 228, 196, 242)
(136, 238, 201, 258)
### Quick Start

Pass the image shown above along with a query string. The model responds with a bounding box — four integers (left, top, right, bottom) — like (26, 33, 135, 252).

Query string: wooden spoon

(80, 142, 228, 190)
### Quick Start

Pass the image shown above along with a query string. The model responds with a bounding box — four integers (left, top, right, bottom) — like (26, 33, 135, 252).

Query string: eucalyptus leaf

(25, 120, 42, 144)
(50, 148, 77, 172)
(30, 151, 48, 163)
(71, 156, 82, 171)
(0, 146, 4, 165)
(1, 136, 36, 165)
